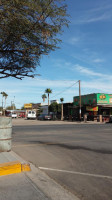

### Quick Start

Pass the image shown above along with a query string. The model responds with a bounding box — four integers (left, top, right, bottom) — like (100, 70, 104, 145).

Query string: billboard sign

(24, 103, 32, 108)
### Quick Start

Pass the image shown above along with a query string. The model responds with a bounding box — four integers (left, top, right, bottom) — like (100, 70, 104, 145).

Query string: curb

(0, 160, 31, 176)
(26, 163, 80, 200)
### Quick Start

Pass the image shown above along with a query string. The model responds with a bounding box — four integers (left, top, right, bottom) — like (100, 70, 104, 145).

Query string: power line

(50, 80, 79, 99)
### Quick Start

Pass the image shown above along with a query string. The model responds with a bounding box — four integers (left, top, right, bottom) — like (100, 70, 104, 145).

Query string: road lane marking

(38, 167, 112, 180)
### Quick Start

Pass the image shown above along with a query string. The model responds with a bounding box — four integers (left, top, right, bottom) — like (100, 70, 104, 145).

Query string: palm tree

(45, 88, 52, 114)
(4, 92, 8, 110)
(60, 98, 64, 121)
(42, 94, 47, 102)
(1, 92, 4, 110)
(1, 92, 8, 115)
(1, 91, 6, 108)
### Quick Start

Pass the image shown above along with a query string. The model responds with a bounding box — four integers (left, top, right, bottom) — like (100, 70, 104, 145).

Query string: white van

(8, 112, 17, 118)
(27, 110, 36, 120)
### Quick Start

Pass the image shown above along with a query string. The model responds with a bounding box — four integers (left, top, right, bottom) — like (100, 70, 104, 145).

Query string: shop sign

(99, 95, 106, 100)
(109, 98, 112, 103)
(24, 103, 32, 108)
(97, 94, 112, 105)
(73, 93, 112, 106)
(73, 94, 97, 106)
(86, 106, 98, 111)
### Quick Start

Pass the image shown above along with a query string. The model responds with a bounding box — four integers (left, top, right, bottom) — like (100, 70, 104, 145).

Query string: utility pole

(13, 96, 15, 110)
(79, 80, 81, 121)
(11, 96, 15, 111)
(11, 101, 12, 110)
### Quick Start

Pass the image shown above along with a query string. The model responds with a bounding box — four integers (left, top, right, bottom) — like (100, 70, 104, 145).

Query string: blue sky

(1, 0, 112, 109)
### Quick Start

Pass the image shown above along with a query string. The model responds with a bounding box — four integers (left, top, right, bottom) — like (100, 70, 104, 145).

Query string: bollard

(84, 114, 87, 123)
(0, 117, 12, 152)
(99, 115, 102, 123)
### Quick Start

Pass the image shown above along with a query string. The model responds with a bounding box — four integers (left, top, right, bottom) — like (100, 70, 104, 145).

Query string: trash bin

(0, 117, 12, 152)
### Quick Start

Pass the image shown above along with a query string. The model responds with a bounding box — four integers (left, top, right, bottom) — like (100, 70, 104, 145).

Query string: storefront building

(73, 93, 112, 122)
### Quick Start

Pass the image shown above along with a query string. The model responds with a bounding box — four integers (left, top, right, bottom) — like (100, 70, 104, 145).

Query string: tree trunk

(61, 103, 63, 121)
(48, 93, 49, 115)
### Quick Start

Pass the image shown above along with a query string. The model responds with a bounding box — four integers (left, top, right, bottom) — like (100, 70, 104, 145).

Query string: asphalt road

(12, 119, 112, 200)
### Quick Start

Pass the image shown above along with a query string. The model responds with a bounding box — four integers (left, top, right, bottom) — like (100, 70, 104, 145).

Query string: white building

(40, 103, 48, 114)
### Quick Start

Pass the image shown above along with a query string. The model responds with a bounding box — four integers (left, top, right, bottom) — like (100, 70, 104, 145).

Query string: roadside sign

(24, 104, 32, 108)
(86, 106, 98, 111)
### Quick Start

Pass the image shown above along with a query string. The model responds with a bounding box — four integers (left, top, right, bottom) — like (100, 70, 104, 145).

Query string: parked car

(18, 113, 25, 118)
(10, 112, 17, 118)
(27, 110, 36, 120)
(38, 114, 51, 120)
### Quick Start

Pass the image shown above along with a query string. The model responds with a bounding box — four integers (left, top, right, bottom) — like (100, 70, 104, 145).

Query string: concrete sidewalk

(0, 173, 50, 200)
(0, 151, 80, 200)
(0, 151, 31, 176)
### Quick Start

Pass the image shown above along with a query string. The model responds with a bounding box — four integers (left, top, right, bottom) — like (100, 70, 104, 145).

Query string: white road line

(39, 167, 112, 180)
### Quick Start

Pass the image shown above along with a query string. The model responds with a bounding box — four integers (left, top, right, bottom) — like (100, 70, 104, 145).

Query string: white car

(27, 110, 36, 120)
(11, 112, 17, 118)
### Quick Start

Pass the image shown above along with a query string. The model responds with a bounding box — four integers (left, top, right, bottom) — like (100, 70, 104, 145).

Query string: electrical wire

(50, 80, 79, 99)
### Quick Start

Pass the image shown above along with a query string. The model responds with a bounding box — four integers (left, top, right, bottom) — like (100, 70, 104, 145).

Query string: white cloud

(75, 64, 112, 80)
(75, 64, 102, 76)
(68, 37, 80, 45)
(0, 77, 76, 96)
(1, 65, 112, 108)
(81, 13, 111, 24)
(82, 80, 112, 94)
(1, 78, 112, 109)
(72, 3, 112, 25)
(73, 13, 112, 25)
(93, 59, 104, 63)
